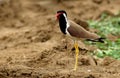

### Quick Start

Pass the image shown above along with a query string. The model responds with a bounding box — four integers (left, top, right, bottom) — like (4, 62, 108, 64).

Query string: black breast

(59, 14, 67, 34)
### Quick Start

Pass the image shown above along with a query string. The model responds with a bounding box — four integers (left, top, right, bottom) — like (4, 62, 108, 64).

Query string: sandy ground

(0, 0, 120, 78)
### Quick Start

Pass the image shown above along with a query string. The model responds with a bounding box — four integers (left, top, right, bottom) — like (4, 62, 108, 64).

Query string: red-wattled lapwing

(56, 10, 104, 70)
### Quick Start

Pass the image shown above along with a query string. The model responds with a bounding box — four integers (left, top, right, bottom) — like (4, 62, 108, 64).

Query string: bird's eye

(56, 13, 63, 20)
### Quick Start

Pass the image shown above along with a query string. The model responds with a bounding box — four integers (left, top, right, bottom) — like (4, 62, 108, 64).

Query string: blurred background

(0, 0, 120, 78)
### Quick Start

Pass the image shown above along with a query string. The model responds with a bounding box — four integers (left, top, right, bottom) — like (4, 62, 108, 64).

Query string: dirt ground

(0, 0, 120, 78)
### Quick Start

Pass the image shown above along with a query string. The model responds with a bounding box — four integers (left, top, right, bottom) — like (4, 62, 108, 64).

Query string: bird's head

(56, 10, 67, 20)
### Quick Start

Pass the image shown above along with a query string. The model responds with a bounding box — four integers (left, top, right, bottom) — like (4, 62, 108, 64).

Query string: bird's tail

(86, 37, 105, 43)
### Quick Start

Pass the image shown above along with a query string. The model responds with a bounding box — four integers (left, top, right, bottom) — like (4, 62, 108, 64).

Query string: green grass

(86, 14, 120, 59)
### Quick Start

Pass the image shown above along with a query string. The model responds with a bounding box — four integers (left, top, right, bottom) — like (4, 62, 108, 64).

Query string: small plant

(86, 13, 120, 59)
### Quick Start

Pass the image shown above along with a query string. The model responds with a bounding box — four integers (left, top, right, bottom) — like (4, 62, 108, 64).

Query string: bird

(56, 10, 104, 70)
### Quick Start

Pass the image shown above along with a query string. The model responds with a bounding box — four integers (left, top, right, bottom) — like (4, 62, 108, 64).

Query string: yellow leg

(74, 41, 79, 71)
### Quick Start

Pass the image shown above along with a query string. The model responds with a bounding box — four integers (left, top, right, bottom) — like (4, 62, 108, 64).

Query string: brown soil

(0, 0, 120, 78)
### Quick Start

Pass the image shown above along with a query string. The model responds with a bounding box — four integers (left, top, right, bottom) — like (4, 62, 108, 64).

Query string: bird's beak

(56, 13, 60, 20)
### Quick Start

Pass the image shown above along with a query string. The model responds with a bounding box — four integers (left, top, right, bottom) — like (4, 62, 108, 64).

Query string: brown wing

(74, 18, 89, 30)
(67, 20, 100, 39)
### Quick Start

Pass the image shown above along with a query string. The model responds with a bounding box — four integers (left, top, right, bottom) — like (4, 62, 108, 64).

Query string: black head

(56, 10, 68, 34)
(57, 10, 67, 16)
(56, 10, 67, 20)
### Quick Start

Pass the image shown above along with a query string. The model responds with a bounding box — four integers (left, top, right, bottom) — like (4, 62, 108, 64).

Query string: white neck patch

(63, 13, 70, 35)
(63, 13, 70, 28)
